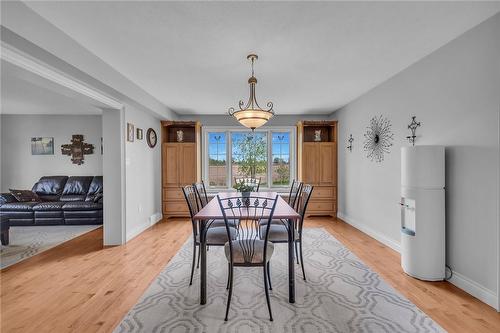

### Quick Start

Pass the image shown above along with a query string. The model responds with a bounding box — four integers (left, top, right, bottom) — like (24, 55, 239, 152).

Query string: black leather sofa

(0, 176, 103, 226)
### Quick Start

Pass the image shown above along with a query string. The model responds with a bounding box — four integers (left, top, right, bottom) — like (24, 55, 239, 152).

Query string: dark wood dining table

(193, 191, 301, 305)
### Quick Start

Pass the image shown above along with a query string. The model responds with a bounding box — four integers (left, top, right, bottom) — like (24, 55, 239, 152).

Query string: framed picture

(127, 123, 134, 142)
(136, 128, 143, 140)
(31, 137, 54, 155)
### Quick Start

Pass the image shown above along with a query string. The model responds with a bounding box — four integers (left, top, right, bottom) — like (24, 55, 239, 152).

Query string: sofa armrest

(0, 193, 18, 205)
(94, 193, 103, 203)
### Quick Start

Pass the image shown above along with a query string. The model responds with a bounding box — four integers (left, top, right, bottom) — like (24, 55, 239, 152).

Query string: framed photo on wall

(136, 128, 143, 140)
(127, 123, 134, 142)
(31, 137, 54, 155)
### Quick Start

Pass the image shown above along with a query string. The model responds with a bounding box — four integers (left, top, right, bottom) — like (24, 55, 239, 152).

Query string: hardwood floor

(1, 218, 499, 332)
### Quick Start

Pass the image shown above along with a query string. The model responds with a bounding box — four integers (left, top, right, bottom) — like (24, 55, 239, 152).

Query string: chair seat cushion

(206, 219, 239, 228)
(224, 239, 274, 264)
(260, 224, 299, 242)
(196, 226, 237, 246)
(62, 201, 103, 211)
(0, 202, 38, 211)
(33, 202, 66, 211)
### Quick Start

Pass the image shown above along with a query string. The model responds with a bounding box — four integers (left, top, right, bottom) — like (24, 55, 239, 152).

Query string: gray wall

(1, 114, 102, 192)
(332, 13, 500, 308)
(102, 108, 125, 245)
(176, 114, 331, 127)
(124, 105, 162, 241)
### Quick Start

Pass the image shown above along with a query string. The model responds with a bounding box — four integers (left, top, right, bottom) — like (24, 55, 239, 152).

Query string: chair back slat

(217, 194, 278, 264)
(182, 185, 200, 237)
(296, 184, 314, 233)
(194, 181, 209, 208)
(288, 179, 303, 209)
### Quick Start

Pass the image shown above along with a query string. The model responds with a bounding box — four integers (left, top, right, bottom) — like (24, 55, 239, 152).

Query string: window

(208, 132, 227, 187)
(231, 132, 268, 187)
(203, 127, 295, 191)
(272, 132, 290, 185)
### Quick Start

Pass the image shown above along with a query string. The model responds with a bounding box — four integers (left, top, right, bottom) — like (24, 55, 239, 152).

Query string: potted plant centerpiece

(233, 180, 253, 199)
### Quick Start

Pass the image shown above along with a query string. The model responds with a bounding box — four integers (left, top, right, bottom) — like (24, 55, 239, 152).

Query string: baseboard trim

(448, 271, 498, 310)
(337, 211, 499, 311)
(337, 212, 401, 253)
(126, 212, 163, 242)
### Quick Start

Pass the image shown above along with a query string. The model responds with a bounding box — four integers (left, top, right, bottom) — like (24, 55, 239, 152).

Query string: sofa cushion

(62, 177, 93, 195)
(62, 201, 103, 211)
(86, 176, 103, 201)
(32, 176, 68, 200)
(60, 195, 87, 202)
(9, 189, 40, 202)
(0, 202, 38, 211)
(0, 193, 17, 205)
(33, 202, 66, 211)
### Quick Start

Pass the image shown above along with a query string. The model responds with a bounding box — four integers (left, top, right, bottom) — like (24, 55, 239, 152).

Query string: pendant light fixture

(228, 54, 274, 130)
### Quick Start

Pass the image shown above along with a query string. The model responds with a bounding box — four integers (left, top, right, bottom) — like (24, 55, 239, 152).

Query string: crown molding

(1, 42, 123, 110)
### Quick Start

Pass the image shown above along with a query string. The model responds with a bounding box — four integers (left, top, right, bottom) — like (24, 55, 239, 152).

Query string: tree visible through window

(231, 132, 268, 186)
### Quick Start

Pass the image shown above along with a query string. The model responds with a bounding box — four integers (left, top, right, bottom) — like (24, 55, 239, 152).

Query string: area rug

(0, 225, 100, 269)
(114, 228, 445, 333)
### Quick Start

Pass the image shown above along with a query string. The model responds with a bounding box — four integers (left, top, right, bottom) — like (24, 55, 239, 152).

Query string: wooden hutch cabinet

(161, 121, 201, 218)
(297, 121, 338, 217)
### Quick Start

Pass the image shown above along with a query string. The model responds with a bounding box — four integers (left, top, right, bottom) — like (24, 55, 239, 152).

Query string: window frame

(202, 126, 296, 192)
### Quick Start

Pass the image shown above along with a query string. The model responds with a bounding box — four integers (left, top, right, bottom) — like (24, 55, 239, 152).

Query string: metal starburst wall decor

(363, 115, 394, 162)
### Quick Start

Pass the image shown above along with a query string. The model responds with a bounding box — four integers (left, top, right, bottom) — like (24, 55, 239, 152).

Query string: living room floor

(1, 218, 499, 333)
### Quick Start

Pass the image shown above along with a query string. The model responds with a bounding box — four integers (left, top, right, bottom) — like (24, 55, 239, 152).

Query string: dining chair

(193, 181, 238, 229)
(259, 184, 314, 281)
(217, 194, 279, 321)
(182, 185, 237, 286)
(233, 176, 261, 192)
(259, 179, 302, 227)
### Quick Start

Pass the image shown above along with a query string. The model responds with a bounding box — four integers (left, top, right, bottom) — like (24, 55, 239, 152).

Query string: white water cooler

(400, 146, 445, 281)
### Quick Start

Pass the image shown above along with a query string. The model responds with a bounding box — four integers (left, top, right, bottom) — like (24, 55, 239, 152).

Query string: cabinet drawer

(163, 188, 184, 200)
(308, 200, 335, 212)
(312, 186, 336, 199)
(163, 202, 189, 214)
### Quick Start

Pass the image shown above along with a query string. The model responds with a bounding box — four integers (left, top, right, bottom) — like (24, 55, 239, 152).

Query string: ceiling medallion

(228, 54, 274, 130)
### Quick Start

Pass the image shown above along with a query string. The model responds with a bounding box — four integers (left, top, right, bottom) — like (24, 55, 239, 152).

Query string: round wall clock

(363, 115, 394, 163)
(146, 128, 157, 148)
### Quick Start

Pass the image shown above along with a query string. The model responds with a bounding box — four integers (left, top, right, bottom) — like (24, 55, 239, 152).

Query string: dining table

(193, 191, 301, 305)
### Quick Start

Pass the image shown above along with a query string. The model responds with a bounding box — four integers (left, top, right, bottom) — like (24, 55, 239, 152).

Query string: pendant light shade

(228, 54, 275, 130)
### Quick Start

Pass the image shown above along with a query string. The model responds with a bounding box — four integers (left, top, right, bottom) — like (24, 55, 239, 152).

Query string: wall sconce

(406, 116, 421, 146)
(347, 134, 354, 152)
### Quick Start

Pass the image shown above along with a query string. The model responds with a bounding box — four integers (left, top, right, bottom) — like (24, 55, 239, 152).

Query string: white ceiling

(23, 1, 500, 115)
(1, 61, 102, 115)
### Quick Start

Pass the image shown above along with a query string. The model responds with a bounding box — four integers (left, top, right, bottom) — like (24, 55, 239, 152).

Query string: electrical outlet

(138, 204, 143, 213)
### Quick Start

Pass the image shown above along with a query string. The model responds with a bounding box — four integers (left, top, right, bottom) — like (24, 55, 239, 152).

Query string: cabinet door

(163, 143, 179, 187)
(302, 143, 319, 184)
(179, 143, 197, 186)
(319, 142, 336, 185)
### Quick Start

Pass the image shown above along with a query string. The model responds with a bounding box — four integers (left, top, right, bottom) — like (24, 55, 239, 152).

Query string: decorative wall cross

(61, 135, 94, 165)
(406, 116, 421, 146)
(347, 134, 354, 152)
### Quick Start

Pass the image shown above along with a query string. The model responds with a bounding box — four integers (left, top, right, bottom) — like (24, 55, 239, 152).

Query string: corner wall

(124, 105, 162, 241)
(332, 13, 500, 308)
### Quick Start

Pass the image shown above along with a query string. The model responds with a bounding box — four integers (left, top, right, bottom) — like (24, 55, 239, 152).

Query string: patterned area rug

(114, 228, 445, 333)
(0, 225, 100, 269)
